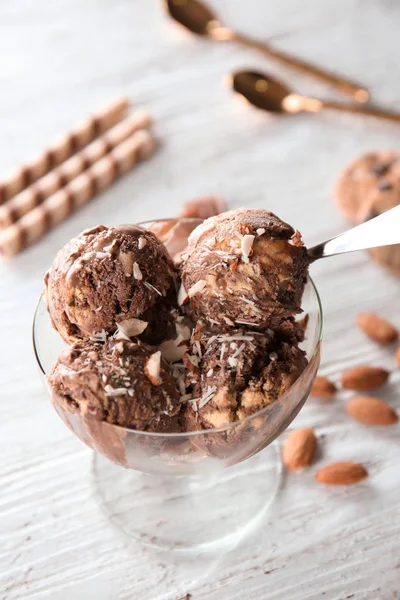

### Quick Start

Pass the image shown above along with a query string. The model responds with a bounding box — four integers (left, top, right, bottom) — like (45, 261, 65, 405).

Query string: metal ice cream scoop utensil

(231, 71, 400, 123)
(308, 205, 400, 262)
(165, 0, 369, 102)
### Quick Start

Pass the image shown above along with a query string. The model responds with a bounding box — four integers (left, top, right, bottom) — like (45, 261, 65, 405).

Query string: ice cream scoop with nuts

(45, 207, 309, 442)
(180, 327, 308, 431)
(49, 339, 181, 434)
(179, 208, 309, 332)
(45, 224, 177, 346)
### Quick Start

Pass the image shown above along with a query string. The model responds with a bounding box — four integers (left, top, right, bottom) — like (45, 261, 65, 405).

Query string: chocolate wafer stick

(0, 110, 151, 228)
(0, 130, 156, 257)
(0, 97, 129, 205)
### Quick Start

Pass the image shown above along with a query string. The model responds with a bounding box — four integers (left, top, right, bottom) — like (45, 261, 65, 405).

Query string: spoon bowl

(230, 69, 400, 124)
(165, 0, 217, 36)
(232, 71, 291, 113)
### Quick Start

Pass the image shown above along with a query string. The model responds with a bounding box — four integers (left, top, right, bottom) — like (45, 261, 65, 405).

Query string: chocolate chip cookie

(335, 151, 400, 276)
(335, 151, 399, 222)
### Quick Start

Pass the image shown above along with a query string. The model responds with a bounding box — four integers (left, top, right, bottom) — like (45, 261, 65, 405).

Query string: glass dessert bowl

(33, 218, 322, 550)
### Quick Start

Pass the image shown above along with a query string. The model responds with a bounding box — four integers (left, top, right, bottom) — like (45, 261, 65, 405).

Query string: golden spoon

(165, 0, 369, 103)
(230, 70, 400, 123)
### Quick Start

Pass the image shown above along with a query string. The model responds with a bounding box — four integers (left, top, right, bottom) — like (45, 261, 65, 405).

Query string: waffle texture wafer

(0, 129, 156, 257)
(0, 111, 151, 228)
(0, 97, 129, 205)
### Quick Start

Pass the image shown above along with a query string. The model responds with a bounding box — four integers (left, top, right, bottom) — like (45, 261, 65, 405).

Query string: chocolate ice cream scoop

(182, 328, 307, 431)
(45, 225, 177, 344)
(48, 339, 181, 433)
(180, 209, 309, 331)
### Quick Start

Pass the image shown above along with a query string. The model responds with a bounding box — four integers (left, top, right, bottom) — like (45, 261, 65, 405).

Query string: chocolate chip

(363, 208, 379, 223)
(377, 181, 393, 192)
(363, 208, 379, 222)
(370, 162, 390, 176)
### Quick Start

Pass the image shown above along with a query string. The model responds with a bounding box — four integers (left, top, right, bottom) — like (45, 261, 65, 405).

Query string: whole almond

(357, 312, 398, 344)
(282, 428, 317, 472)
(346, 395, 398, 425)
(315, 462, 368, 485)
(341, 366, 389, 391)
(395, 346, 400, 366)
(310, 375, 337, 398)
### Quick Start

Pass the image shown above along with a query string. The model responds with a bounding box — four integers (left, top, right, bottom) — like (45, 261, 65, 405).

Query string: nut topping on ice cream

(181, 328, 308, 430)
(46, 208, 310, 437)
(49, 339, 181, 433)
(45, 225, 177, 345)
(180, 209, 309, 331)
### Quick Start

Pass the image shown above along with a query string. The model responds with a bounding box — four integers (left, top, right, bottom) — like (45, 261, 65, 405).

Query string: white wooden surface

(1, 1, 400, 598)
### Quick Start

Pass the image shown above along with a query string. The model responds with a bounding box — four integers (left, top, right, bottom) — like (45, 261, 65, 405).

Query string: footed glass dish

(33, 218, 322, 551)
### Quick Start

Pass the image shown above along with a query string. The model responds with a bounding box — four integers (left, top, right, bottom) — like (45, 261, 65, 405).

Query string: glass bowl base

(91, 442, 282, 552)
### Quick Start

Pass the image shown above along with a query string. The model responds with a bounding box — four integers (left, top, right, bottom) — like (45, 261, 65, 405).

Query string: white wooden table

(1, 1, 400, 598)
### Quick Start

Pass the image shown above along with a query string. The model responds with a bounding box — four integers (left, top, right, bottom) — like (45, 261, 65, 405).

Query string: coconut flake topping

(178, 283, 189, 306)
(241, 234, 255, 264)
(104, 385, 128, 397)
(138, 237, 147, 250)
(159, 339, 186, 363)
(180, 393, 193, 403)
(89, 329, 108, 343)
(223, 316, 235, 326)
(144, 281, 163, 296)
(116, 317, 148, 338)
(133, 262, 143, 280)
(198, 385, 217, 409)
(227, 356, 238, 369)
(188, 280, 207, 297)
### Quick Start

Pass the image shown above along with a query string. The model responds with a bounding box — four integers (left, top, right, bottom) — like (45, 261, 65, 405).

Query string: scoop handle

(210, 26, 369, 102)
(308, 205, 400, 262)
(321, 100, 400, 123)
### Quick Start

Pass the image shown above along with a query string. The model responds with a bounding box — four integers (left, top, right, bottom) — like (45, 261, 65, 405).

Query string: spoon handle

(211, 27, 369, 103)
(307, 205, 400, 262)
(321, 100, 400, 123)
